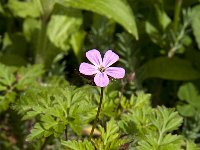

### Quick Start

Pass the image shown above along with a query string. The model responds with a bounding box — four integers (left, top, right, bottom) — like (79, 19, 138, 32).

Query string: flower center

(98, 66, 105, 72)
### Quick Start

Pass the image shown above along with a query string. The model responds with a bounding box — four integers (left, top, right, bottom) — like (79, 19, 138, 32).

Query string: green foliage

(62, 140, 94, 150)
(14, 86, 95, 141)
(61, 0, 138, 39)
(34, 3, 83, 67)
(191, 5, 200, 50)
(119, 100, 183, 149)
(183, 113, 200, 142)
(186, 140, 199, 150)
(135, 106, 183, 150)
(139, 57, 200, 81)
(0, 63, 16, 90)
(177, 83, 200, 141)
(7, 0, 40, 18)
(177, 82, 200, 117)
(1, 0, 200, 149)
(47, 4, 82, 52)
(16, 64, 44, 90)
(119, 91, 151, 135)
(0, 63, 44, 112)
(93, 119, 127, 150)
(151, 106, 183, 133)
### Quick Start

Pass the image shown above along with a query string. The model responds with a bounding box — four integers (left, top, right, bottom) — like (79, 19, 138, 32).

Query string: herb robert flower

(79, 49, 125, 87)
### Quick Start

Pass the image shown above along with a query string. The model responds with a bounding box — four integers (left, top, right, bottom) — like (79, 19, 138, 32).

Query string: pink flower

(79, 49, 125, 87)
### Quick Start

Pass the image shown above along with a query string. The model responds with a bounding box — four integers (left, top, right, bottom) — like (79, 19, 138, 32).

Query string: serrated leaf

(16, 64, 44, 90)
(40, 115, 58, 130)
(60, 0, 138, 39)
(26, 123, 46, 141)
(151, 106, 183, 133)
(0, 92, 16, 112)
(161, 134, 182, 145)
(15, 86, 94, 141)
(62, 140, 94, 150)
(139, 57, 200, 81)
(95, 119, 127, 150)
(0, 63, 16, 87)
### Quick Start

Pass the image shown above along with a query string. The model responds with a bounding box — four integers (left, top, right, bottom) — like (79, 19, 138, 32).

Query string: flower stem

(65, 126, 68, 141)
(89, 87, 104, 141)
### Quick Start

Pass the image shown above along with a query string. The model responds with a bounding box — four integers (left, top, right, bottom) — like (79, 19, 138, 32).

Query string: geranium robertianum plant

(79, 49, 125, 140)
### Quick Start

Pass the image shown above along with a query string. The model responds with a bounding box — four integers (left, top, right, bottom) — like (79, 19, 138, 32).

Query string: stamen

(98, 66, 105, 72)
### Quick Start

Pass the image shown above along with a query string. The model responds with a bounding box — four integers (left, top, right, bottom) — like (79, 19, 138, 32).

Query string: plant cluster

(1, 0, 200, 150)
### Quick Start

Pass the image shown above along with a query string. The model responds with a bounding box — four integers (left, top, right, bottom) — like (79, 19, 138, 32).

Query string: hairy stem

(89, 87, 104, 141)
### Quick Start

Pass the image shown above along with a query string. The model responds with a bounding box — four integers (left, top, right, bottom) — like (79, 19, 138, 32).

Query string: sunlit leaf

(60, 0, 138, 39)
(7, 0, 40, 18)
(47, 4, 82, 51)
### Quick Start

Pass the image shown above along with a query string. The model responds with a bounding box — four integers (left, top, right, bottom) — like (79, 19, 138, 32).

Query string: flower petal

(79, 62, 98, 75)
(94, 72, 109, 87)
(102, 50, 119, 68)
(86, 49, 102, 67)
(105, 67, 125, 79)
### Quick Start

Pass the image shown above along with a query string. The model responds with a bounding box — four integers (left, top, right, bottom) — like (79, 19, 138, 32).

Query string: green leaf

(161, 133, 182, 145)
(26, 123, 46, 141)
(0, 3, 5, 14)
(145, 21, 160, 44)
(191, 5, 200, 50)
(0, 54, 27, 66)
(186, 140, 199, 150)
(155, 4, 171, 31)
(1, 33, 28, 66)
(151, 106, 183, 133)
(16, 64, 44, 90)
(70, 30, 86, 63)
(60, 0, 138, 39)
(0, 63, 16, 88)
(62, 140, 94, 150)
(94, 119, 127, 150)
(177, 83, 200, 109)
(15, 86, 95, 141)
(0, 92, 16, 112)
(47, 4, 83, 51)
(177, 104, 196, 117)
(7, 0, 40, 18)
(23, 18, 40, 41)
(139, 57, 200, 80)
